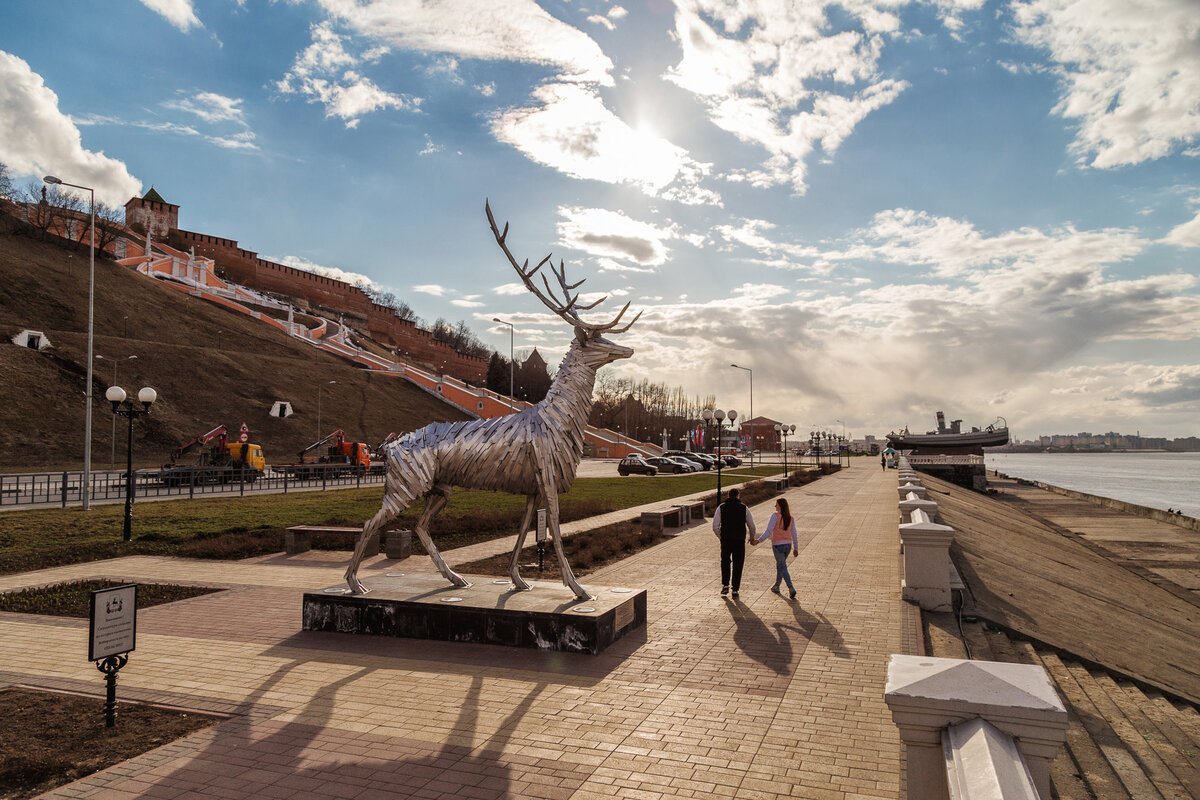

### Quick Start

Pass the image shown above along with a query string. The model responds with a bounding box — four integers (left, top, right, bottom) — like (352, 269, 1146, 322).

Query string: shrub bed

(0, 579, 222, 617)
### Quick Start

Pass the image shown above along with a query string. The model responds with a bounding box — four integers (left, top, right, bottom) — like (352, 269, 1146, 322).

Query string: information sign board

(88, 584, 137, 662)
(536, 509, 547, 544)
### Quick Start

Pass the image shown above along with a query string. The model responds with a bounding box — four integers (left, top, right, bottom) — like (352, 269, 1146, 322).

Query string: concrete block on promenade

(899, 513, 954, 611)
(641, 507, 683, 534)
(287, 525, 379, 557)
(685, 500, 706, 520)
(640, 512, 665, 534)
(383, 529, 413, 559)
(671, 504, 691, 525)
(897, 483, 928, 499)
(284, 528, 311, 555)
(885, 654, 1068, 800)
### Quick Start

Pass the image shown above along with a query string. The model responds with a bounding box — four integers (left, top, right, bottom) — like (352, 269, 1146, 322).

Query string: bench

(285, 525, 380, 556)
(670, 501, 707, 524)
(640, 507, 684, 533)
(766, 478, 789, 491)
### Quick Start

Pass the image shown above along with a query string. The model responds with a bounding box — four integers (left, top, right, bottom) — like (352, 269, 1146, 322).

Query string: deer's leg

(345, 499, 402, 594)
(534, 456, 589, 601)
(414, 487, 469, 588)
(507, 495, 538, 591)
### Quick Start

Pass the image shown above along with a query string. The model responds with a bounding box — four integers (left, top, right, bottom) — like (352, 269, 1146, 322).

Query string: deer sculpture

(344, 202, 641, 600)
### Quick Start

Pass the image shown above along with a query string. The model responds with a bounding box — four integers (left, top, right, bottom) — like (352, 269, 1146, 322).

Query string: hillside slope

(0, 225, 470, 470)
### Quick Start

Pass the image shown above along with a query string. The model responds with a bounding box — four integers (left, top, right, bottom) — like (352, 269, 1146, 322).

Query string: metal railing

(0, 464, 387, 509)
(907, 454, 985, 465)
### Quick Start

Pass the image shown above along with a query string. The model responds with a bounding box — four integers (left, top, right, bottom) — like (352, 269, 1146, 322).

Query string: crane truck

(158, 424, 267, 486)
(280, 429, 372, 480)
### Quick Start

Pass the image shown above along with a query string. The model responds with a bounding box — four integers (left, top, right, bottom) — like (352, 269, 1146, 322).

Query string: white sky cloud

(138, 0, 201, 32)
(556, 206, 682, 268)
(491, 83, 720, 205)
(277, 20, 419, 127)
(493, 283, 528, 296)
(451, 298, 485, 307)
(1012, 0, 1200, 169)
(317, 0, 614, 85)
(1162, 210, 1200, 248)
(413, 284, 447, 295)
(663, 1, 921, 194)
(164, 91, 246, 124)
(0, 51, 141, 205)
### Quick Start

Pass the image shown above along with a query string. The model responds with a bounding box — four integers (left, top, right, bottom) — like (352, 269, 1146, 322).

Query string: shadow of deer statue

(345, 201, 641, 600)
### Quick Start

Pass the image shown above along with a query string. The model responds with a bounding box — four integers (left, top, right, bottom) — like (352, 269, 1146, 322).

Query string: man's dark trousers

(720, 534, 746, 591)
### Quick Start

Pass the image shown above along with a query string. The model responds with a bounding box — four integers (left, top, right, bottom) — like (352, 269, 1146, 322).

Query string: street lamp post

(105, 386, 157, 542)
(316, 380, 336, 439)
(775, 423, 796, 481)
(493, 317, 515, 408)
(97, 355, 137, 467)
(702, 408, 738, 498)
(730, 364, 752, 464)
(44, 175, 96, 510)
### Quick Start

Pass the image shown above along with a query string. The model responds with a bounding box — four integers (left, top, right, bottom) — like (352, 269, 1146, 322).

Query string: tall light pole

(493, 317, 514, 408)
(729, 364, 752, 464)
(45, 175, 95, 510)
(97, 355, 137, 467)
(316, 380, 336, 439)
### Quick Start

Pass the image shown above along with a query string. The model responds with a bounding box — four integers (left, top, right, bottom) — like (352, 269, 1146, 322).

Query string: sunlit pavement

(0, 461, 914, 799)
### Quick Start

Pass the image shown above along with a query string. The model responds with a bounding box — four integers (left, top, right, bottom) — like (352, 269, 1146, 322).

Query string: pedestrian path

(0, 462, 910, 799)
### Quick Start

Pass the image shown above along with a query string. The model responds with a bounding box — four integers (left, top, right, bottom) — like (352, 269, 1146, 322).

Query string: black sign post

(88, 584, 137, 728)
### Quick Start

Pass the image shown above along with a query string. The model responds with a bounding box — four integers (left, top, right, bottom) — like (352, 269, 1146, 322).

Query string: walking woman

(752, 497, 799, 598)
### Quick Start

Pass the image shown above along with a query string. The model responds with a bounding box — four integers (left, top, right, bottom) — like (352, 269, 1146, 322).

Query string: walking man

(712, 487, 756, 598)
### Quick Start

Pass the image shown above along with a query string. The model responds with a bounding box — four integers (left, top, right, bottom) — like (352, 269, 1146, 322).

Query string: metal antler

(486, 200, 642, 334)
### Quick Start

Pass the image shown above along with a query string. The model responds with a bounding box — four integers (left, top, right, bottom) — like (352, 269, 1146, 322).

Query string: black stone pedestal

(302, 573, 646, 655)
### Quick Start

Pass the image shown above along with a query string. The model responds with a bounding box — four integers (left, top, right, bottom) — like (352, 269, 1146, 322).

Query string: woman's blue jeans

(772, 543, 795, 592)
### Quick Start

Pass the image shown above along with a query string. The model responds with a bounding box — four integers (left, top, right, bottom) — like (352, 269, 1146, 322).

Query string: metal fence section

(0, 465, 387, 509)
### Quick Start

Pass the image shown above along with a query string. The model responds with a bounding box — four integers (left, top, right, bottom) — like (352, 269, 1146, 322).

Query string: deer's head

(487, 201, 640, 372)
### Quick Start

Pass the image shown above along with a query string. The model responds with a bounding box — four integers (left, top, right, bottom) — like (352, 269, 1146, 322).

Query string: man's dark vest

(719, 500, 748, 539)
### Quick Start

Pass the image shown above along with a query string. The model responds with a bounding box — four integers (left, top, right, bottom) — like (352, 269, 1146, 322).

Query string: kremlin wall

(124, 189, 487, 383)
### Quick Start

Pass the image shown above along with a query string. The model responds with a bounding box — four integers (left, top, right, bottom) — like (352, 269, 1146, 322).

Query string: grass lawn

(0, 466, 792, 575)
(0, 688, 218, 800)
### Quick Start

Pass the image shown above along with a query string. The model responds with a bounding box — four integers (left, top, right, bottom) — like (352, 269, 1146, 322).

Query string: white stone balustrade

(944, 718, 1040, 799)
(900, 508, 954, 610)
(898, 482, 929, 499)
(885, 655, 1068, 800)
(900, 491, 940, 518)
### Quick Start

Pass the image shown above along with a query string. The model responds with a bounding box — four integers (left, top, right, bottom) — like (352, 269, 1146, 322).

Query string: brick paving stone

(4, 462, 904, 799)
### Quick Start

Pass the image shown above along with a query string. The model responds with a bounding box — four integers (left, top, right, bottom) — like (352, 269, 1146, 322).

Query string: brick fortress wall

(170, 228, 486, 383)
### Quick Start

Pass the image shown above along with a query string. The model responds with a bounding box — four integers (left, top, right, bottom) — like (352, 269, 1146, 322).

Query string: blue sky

(1, 0, 1197, 438)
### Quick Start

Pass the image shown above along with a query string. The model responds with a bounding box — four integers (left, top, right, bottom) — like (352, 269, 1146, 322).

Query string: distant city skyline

(0, 1, 1196, 436)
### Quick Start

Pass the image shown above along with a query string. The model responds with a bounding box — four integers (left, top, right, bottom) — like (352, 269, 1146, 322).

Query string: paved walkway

(0, 462, 912, 799)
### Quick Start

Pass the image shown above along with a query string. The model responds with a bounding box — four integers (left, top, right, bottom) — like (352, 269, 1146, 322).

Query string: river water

(985, 452, 1199, 518)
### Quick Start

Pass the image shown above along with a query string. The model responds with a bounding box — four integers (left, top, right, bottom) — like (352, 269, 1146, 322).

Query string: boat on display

(887, 411, 1009, 454)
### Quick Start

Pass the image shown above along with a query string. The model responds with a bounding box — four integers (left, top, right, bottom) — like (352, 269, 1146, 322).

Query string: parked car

(646, 456, 690, 474)
(617, 454, 658, 476)
(664, 450, 712, 470)
(667, 456, 701, 472)
(720, 454, 742, 467)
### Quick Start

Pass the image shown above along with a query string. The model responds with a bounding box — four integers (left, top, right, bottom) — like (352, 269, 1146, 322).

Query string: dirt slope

(0, 225, 470, 470)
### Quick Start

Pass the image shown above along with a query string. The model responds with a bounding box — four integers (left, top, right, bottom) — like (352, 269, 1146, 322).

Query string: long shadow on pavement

(128, 652, 552, 799)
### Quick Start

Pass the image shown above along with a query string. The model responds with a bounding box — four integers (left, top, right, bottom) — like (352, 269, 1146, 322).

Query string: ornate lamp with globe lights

(702, 408, 738, 498)
(775, 423, 796, 481)
(106, 385, 157, 542)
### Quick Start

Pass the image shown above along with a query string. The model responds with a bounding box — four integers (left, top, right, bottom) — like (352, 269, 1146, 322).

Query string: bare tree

(0, 162, 13, 201)
(93, 202, 125, 253)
